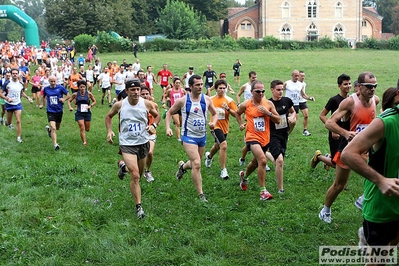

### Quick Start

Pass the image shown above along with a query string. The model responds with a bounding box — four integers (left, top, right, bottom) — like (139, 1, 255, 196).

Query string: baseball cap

(125, 78, 141, 88)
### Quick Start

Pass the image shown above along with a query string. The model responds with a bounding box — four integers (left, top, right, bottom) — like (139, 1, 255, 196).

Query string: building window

(247, 23, 252, 30)
(333, 24, 344, 39)
(280, 24, 292, 41)
(307, 22, 318, 41)
(335, 2, 343, 19)
(282, 2, 290, 19)
(307, 1, 317, 18)
(362, 20, 367, 27)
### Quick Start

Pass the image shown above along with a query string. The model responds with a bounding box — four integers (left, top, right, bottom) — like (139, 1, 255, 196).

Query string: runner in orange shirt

(235, 80, 280, 200)
(204, 79, 237, 179)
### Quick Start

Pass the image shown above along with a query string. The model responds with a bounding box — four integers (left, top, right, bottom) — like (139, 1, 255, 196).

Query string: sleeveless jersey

(76, 91, 91, 113)
(181, 94, 207, 138)
(170, 87, 184, 106)
(146, 72, 154, 88)
(285, 80, 302, 106)
(184, 72, 194, 89)
(245, 98, 271, 147)
(119, 97, 149, 146)
(243, 82, 252, 101)
(298, 81, 307, 103)
(350, 93, 376, 132)
(211, 94, 237, 134)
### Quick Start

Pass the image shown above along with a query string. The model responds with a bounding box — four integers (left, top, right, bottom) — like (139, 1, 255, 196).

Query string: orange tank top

(245, 98, 271, 147)
(350, 94, 376, 132)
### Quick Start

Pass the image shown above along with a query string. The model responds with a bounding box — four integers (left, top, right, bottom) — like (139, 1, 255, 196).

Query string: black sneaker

(117, 160, 127, 180)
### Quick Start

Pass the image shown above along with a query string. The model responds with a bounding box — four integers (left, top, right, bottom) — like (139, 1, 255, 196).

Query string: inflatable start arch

(0, 5, 39, 47)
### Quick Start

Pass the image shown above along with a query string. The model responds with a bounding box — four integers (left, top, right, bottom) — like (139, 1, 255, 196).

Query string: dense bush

(72, 33, 399, 52)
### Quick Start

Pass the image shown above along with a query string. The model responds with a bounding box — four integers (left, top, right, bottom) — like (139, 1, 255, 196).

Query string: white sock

(322, 205, 331, 214)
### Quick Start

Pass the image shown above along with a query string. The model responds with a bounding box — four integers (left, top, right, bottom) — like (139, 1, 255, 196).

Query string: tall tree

(43, 0, 133, 39)
(158, 0, 206, 39)
(375, 0, 399, 32)
(131, 0, 159, 38)
(389, 3, 399, 34)
(184, 0, 228, 20)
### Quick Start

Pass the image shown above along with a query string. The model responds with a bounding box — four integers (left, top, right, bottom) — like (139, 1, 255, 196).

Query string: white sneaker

(54, 144, 60, 150)
(265, 164, 271, 171)
(136, 206, 146, 219)
(319, 209, 332, 223)
(358, 227, 367, 249)
(355, 195, 364, 210)
(45, 125, 51, 138)
(144, 171, 154, 182)
(238, 157, 245, 166)
(303, 129, 311, 136)
(204, 152, 212, 168)
(9, 124, 14, 130)
(220, 168, 229, 180)
(17, 137, 23, 143)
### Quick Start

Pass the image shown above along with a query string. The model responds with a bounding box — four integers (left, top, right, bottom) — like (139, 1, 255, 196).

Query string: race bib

(254, 117, 265, 132)
(73, 82, 77, 87)
(291, 93, 298, 100)
(355, 124, 368, 133)
(173, 93, 181, 101)
(49, 95, 58, 105)
(192, 118, 205, 131)
(216, 108, 226, 120)
(127, 123, 142, 136)
(207, 77, 212, 83)
(81, 104, 89, 112)
(275, 114, 288, 130)
(163, 76, 167, 82)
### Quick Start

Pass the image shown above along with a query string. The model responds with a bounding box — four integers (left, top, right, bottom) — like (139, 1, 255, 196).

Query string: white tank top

(119, 97, 149, 145)
(181, 94, 207, 138)
(55, 71, 63, 85)
(86, 70, 94, 82)
(146, 72, 154, 88)
(285, 80, 302, 106)
(184, 72, 194, 89)
(243, 83, 252, 101)
(299, 81, 306, 103)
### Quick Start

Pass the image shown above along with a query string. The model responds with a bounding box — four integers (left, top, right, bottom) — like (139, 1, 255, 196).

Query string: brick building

(223, 1, 384, 43)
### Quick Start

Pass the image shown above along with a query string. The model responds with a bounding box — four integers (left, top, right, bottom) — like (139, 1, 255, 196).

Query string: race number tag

(216, 108, 226, 120)
(80, 104, 89, 112)
(128, 123, 142, 136)
(193, 119, 205, 131)
(49, 96, 58, 105)
(275, 115, 288, 130)
(291, 93, 298, 101)
(254, 117, 265, 132)
(355, 124, 368, 133)
(173, 93, 181, 101)
(163, 77, 167, 82)
(207, 77, 212, 83)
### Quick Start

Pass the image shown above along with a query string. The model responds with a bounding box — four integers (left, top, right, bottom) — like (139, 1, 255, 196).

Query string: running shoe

(260, 190, 273, 200)
(310, 150, 322, 168)
(220, 168, 229, 180)
(204, 152, 212, 168)
(265, 164, 271, 171)
(303, 129, 311, 136)
(358, 227, 367, 250)
(175, 161, 186, 181)
(199, 194, 208, 202)
(17, 137, 23, 143)
(278, 189, 285, 194)
(319, 209, 332, 223)
(144, 171, 155, 182)
(54, 144, 60, 150)
(239, 171, 248, 191)
(238, 157, 245, 166)
(355, 195, 364, 210)
(45, 125, 51, 138)
(117, 160, 127, 180)
(136, 206, 146, 219)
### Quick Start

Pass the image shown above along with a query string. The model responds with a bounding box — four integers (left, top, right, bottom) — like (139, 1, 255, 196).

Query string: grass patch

(0, 49, 396, 265)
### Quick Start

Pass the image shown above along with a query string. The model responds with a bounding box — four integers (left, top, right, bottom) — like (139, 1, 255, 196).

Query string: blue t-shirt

(43, 85, 69, 113)
(78, 57, 85, 65)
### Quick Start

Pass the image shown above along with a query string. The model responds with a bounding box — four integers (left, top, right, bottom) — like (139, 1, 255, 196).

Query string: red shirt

(157, 69, 173, 86)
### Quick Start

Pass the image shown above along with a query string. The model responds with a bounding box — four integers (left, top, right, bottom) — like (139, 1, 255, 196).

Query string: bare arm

(88, 92, 97, 108)
(325, 97, 356, 141)
(341, 118, 399, 197)
(206, 96, 218, 130)
(236, 84, 246, 104)
(166, 97, 185, 136)
(105, 101, 122, 144)
(235, 101, 247, 131)
(68, 93, 77, 110)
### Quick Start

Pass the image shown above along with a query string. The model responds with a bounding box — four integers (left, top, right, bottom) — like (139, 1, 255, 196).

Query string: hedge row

(72, 32, 399, 53)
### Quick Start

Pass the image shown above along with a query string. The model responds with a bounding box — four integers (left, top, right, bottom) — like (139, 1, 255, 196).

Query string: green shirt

(363, 105, 399, 223)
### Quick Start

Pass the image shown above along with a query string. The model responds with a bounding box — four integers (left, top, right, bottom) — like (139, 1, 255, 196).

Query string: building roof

(227, 5, 258, 20)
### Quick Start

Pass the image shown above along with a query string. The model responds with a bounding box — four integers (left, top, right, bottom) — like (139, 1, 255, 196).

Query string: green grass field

(1, 49, 398, 265)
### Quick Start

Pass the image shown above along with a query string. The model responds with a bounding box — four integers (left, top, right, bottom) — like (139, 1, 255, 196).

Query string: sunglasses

(253, 90, 265, 94)
(361, 83, 377, 89)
